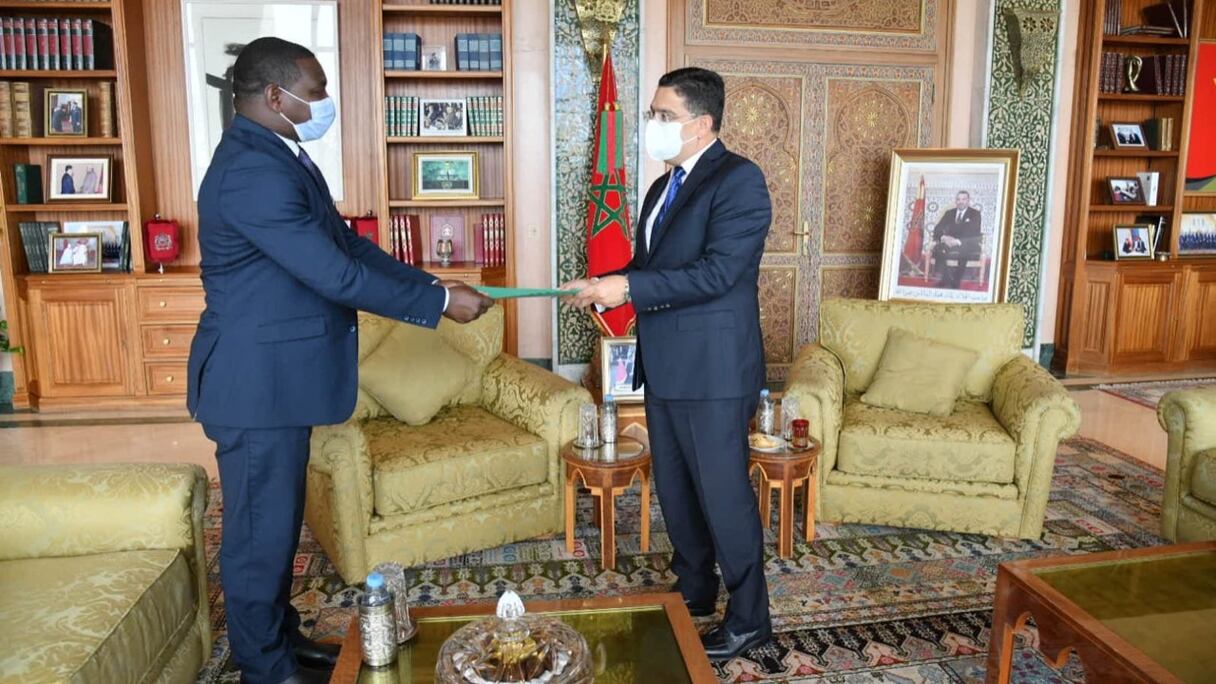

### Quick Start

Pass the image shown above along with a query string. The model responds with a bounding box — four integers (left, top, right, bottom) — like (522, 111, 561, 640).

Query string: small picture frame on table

(421, 46, 447, 71)
(1113, 224, 1155, 260)
(47, 155, 112, 202)
(600, 336, 644, 403)
(48, 232, 102, 273)
(45, 88, 87, 137)
(1107, 177, 1145, 205)
(1109, 122, 1146, 149)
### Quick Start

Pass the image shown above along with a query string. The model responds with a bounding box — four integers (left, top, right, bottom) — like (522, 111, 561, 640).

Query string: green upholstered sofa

(784, 298, 1080, 539)
(0, 463, 211, 683)
(1158, 386, 1216, 542)
(304, 306, 592, 582)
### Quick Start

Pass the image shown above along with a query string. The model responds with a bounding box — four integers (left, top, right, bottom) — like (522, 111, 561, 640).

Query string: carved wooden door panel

(670, 0, 951, 381)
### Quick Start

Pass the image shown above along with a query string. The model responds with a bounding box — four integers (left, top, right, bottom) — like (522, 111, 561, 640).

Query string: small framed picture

(47, 155, 112, 202)
(1113, 224, 1155, 260)
(600, 336, 644, 403)
(1109, 122, 1147, 149)
(421, 45, 447, 71)
(45, 88, 87, 137)
(1179, 213, 1216, 256)
(419, 98, 467, 136)
(48, 232, 102, 273)
(64, 220, 126, 270)
(412, 151, 479, 200)
(1108, 177, 1145, 204)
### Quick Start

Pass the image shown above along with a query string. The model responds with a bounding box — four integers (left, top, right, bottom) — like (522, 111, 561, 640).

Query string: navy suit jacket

(187, 115, 446, 428)
(613, 140, 771, 400)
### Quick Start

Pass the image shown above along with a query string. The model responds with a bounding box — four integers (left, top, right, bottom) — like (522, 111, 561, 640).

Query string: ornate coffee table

(749, 439, 820, 559)
(986, 541, 1216, 683)
(330, 593, 717, 683)
(561, 438, 651, 570)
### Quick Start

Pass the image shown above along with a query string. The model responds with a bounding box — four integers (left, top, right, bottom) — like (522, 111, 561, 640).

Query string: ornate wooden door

(669, 0, 952, 381)
(27, 282, 136, 398)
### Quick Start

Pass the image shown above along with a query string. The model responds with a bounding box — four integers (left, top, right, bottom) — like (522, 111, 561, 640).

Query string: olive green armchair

(784, 298, 1080, 539)
(1158, 386, 1216, 542)
(304, 306, 592, 582)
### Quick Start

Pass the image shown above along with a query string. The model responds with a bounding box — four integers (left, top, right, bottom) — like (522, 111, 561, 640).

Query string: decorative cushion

(1192, 449, 1216, 507)
(819, 298, 1023, 403)
(861, 328, 979, 416)
(837, 398, 1016, 485)
(366, 405, 549, 517)
(0, 549, 194, 683)
(360, 323, 474, 426)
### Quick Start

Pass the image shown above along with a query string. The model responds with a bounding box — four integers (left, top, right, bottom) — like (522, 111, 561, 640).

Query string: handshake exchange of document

(439, 282, 584, 324)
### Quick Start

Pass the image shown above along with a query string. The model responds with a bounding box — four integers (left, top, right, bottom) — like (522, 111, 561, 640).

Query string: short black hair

(957, 190, 970, 197)
(658, 67, 725, 132)
(232, 37, 315, 102)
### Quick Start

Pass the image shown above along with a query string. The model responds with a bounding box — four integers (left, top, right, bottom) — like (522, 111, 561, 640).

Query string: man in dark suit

(60, 165, 74, 194)
(565, 67, 772, 661)
(188, 37, 491, 684)
(931, 190, 983, 289)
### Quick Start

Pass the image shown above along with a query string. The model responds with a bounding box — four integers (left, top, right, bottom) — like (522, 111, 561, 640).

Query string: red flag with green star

(585, 51, 636, 336)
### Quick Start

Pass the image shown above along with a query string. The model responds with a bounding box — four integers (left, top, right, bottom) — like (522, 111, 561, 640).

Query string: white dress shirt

(644, 139, 716, 250)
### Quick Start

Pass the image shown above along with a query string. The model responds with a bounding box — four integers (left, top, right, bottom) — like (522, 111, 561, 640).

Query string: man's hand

(569, 275, 629, 310)
(443, 283, 493, 323)
(942, 236, 961, 248)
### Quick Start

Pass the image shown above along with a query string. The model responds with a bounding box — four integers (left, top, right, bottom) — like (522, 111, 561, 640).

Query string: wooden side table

(562, 439, 651, 570)
(749, 440, 820, 559)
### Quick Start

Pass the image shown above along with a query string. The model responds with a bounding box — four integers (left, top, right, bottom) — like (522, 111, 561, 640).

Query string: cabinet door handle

(162, 337, 171, 346)
(165, 375, 174, 383)
(158, 301, 167, 308)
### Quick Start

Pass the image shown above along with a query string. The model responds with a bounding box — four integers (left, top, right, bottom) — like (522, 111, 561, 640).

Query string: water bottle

(359, 572, 398, 667)
(758, 389, 775, 436)
(601, 395, 618, 444)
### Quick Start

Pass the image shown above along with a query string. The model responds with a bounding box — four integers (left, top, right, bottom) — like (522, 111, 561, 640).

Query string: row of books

(389, 213, 423, 265)
(1098, 52, 1188, 95)
(454, 33, 502, 71)
(474, 213, 506, 266)
(384, 96, 419, 137)
(12, 163, 42, 203)
(388, 213, 507, 266)
(382, 32, 420, 71)
(0, 80, 114, 137)
(1143, 116, 1176, 151)
(17, 220, 131, 273)
(383, 95, 504, 137)
(466, 96, 503, 137)
(0, 17, 113, 71)
(1104, 0, 1191, 38)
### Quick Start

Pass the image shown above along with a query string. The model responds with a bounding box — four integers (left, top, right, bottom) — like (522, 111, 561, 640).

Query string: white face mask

(644, 118, 693, 162)
(278, 87, 337, 142)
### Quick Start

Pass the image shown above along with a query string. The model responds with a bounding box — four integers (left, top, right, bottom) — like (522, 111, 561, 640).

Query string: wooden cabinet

(25, 281, 137, 400)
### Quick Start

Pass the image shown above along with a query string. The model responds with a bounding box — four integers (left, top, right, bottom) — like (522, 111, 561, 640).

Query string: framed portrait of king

(878, 149, 1020, 304)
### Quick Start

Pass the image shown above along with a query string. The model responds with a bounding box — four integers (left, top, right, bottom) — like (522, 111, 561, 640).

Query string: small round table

(749, 439, 820, 559)
(562, 438, 651, 570)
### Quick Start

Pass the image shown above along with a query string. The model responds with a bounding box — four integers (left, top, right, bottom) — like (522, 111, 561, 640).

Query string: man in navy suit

(188, 37, 491, 684)
(931, 190, 983, 289)
(566, 67, 773, 661)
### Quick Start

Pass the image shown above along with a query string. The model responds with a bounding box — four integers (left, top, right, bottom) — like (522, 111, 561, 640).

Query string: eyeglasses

(642, 110, 696, 124)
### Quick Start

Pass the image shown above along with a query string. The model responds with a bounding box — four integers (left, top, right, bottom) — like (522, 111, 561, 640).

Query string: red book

(474, 216, 486, 265)
(82, 19, 93, 70)
(1, 19, 11, 70)
(48, 19, 59, 71)
(36, 19, 48, 71)
(24, 19, 35, 70)
(390, 215, 402, 262)
(59, 19, 71, 69)
(14, 19, 25, 70)
(405, 215, 423, 265)
(72, 19, 83, 71)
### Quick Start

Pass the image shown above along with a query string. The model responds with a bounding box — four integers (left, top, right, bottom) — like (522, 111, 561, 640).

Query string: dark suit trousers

(933, 242, 974, 288)
(645, 394, 770, 632)
(203, 424, 312, 684)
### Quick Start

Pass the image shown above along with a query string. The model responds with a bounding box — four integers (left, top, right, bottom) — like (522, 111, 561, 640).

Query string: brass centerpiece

(435, 592, 592, 684)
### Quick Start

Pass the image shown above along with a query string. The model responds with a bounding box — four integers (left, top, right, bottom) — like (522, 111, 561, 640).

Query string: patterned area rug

(196, 437, 1166, 683)
(1097, 377, 1216, 409)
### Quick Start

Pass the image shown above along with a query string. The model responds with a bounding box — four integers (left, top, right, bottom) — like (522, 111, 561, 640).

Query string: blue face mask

(278, 87, 336, 142)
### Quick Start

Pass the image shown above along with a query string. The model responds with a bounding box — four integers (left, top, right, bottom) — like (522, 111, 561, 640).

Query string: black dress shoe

(276, 665, 332, 684)
(700, 623, 772, 661)
(293, 635, 341, 670)
(683, 598, 716, 618)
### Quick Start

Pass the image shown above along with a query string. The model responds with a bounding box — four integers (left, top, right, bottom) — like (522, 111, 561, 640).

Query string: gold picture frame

(599, 336, 643, 403)
(48, 232, 102, 273)
(44, 88, 88, 137)
(1112, 224, 1155, 260)
(411, 151, 479, 200)
(878, 148, 1020, 304)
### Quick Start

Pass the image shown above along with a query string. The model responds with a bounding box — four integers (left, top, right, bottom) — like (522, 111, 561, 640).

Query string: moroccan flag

(901, 175, 926, 271)
(585, 51, 636, 336)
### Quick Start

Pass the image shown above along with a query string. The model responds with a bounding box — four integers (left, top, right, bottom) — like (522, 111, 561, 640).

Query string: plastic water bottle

(758, 389, 775, 436)
(601, 395, 618, 444)
(359, 572, 398, 667)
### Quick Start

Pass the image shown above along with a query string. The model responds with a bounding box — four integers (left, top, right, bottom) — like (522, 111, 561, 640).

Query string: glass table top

(358, 604, 692, 684)
(1033, 549, 1216, 683)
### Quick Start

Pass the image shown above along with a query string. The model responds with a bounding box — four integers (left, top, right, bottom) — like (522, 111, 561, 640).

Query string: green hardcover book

(13, 163, 42, 204)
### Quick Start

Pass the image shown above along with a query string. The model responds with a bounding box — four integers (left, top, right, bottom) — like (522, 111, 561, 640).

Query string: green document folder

(474, 286, 578, 299)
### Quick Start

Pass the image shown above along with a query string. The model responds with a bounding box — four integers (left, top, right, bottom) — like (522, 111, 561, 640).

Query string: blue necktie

(297, 147, 329, 196)
(655, 166, 686, 230)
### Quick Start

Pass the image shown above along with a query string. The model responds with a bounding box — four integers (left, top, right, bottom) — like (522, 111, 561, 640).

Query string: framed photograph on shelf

(600, 336, 644, 403)
(47, 155, 112, 202)
(44, 88, 87, 137)
(1113, 224, 1155, 260)
(181, 0, 343, 200)
(1109, 122, 1147, 149)
(878, 148, 1019, 304)
(1178, 213, 1216, 256)
(48, 232, 102, 273)
(419, 98, 467, 136)
(1108, 177, 1146, 204)
(421, 45, 446, 71)
(412, 151, 479, 200)
(64, 220, 126, 270)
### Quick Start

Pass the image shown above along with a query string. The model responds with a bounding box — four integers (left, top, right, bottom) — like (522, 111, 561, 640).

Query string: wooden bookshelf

(375, 0, 516, 353)
(1054, 0, 1216, 375)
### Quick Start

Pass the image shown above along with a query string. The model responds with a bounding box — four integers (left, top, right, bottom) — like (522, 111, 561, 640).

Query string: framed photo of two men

(878, 149, 1020, 305)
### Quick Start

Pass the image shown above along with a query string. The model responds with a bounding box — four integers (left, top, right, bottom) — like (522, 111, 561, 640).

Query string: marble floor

(0, 387, 1175, 478)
